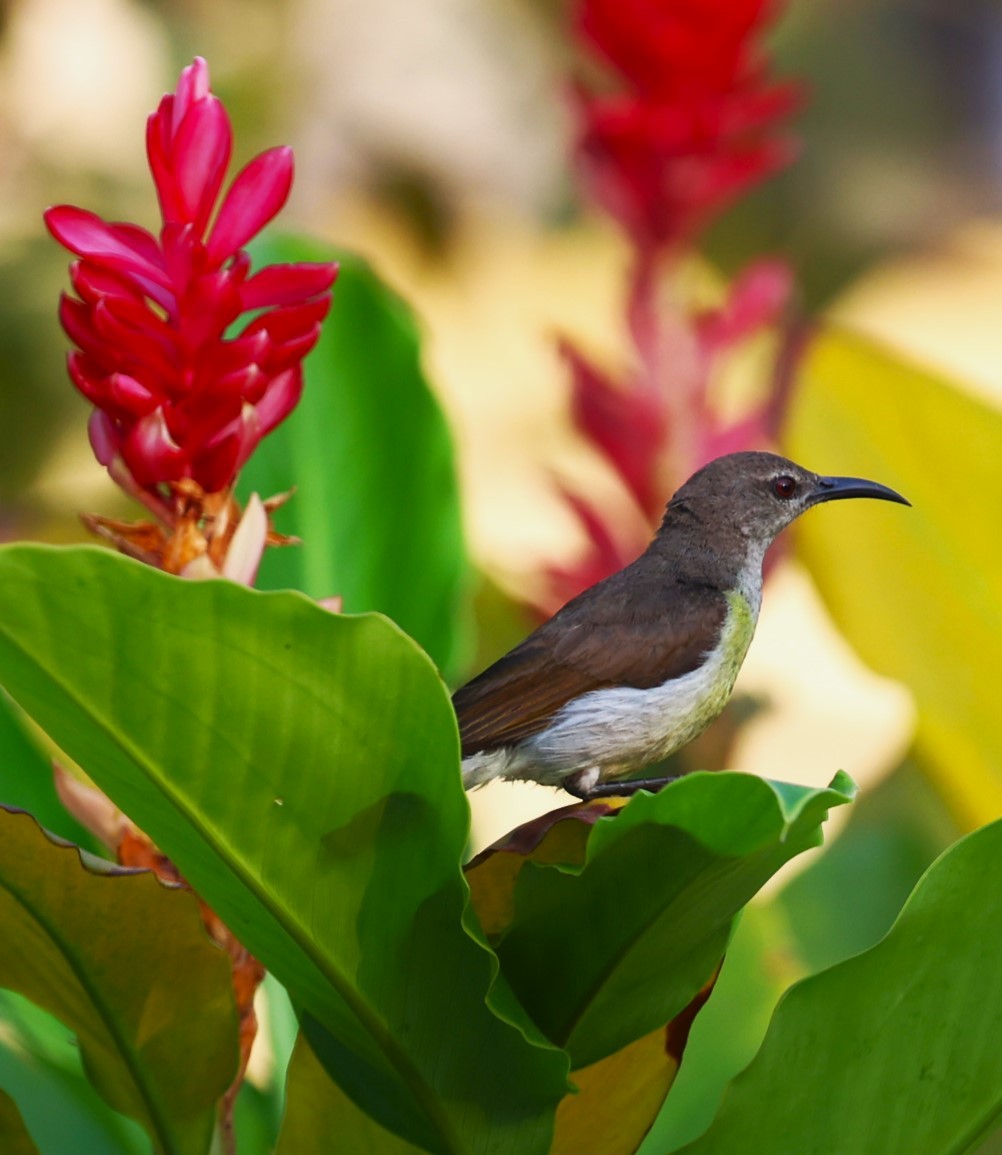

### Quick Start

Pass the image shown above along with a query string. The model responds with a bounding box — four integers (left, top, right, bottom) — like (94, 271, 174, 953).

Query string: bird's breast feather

(452, 586, 732, 756)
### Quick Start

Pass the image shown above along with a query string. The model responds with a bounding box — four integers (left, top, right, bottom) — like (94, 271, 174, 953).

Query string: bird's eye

(773, 475, 797, 499)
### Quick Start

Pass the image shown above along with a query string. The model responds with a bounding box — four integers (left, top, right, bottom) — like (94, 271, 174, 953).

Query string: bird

(453, 450, 908, 800)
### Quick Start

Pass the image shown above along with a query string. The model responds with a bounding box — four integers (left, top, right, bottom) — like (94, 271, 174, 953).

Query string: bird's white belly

(462, 589, 758, 788)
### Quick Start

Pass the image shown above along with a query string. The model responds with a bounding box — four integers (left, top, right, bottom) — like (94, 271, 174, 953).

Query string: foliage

(1, 239, 1001, 1152)
(679, 818, 1002, 1155)
(0, 809, 237, 1155)
(0, 543, 848, 1154)
(240, 238, 470, 679)
(1, 44, 1001, 1154)
(0, 1089, 40, 1155)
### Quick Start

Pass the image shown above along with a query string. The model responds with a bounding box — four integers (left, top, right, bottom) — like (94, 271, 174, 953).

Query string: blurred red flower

(537, 0, 804, 615)
(46, 57, 337, 495)
(575, 0, 801, 247)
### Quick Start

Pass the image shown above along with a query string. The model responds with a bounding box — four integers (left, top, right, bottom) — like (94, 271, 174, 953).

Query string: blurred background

(3, 0, 1002, 1147)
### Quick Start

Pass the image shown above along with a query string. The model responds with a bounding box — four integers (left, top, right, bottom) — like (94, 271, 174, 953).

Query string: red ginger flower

(46, 57, 337, 495)
(574, 0, 800, 248)
(539, 259, 798, 616)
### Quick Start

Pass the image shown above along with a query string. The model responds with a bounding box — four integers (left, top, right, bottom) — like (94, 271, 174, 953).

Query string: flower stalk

(545, 0, 803, 612)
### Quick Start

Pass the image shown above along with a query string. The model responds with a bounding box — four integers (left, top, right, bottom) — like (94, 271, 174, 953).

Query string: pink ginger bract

(574, 0, 801, 248)
(535, 1, 804, 615)
(46, 57, 337, 494)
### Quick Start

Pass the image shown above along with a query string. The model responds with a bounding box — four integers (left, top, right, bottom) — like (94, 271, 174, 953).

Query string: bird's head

(663, 451, 909, 548)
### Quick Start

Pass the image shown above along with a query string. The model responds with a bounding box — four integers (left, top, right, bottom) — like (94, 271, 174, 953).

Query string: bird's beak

(808, 475, 911, 508)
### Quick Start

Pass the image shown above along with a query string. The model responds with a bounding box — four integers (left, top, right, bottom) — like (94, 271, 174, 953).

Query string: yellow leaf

(787, 327, 1002, 827)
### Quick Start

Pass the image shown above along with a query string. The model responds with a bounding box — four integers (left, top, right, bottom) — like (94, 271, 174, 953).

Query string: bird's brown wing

(453, 586, 726, 756)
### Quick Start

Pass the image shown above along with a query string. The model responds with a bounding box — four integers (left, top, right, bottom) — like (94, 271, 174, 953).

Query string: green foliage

(0, 243, 998, 1155)
(468, 773, 854, 1068)
(0, 991, 147, 1155)
(646, 759, 960, 1153)
(277, 770, 848, 1153)
(241, 238, 470, 680)
(0, 1089, 41, 1155)
(0, 545, 567, 1155)
(0, 691, 102, 853)
(0, 807, 237, 1155)
(679, 818, 1002, 1155)
(0, 544, 862, 1153)
(279, 1035, 424, 1154)
(639, 903, 797, 1154)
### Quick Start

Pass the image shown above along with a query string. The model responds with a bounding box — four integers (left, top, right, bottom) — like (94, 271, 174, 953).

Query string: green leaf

(640, 903, 800, 1154)
(775, 755, 959, 974)
(647, 758, 958, 1153)
(0, 692, 102, 853)
(786, 327, 1002, 825)
(239, 974, 297, 1147)
(278, 1034, 425, 1155)
(468, 772, 854, 1069)
(679, 818, 1002, 1155)
(241, 239, 470, 679)
(0, 991, 146, 1155)
(0, 1088, 41, 1155)
(0, 807, 237, 1155)
(279, 1007, 700, 1155)
(0, 545, 567, 1155)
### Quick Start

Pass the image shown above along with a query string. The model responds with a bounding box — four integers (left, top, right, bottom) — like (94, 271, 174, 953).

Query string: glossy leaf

(278, 1034, 424, 1154)
(0, 1089, 41, 1155)
(0, 692, 102, 853)
(279, 985, 710, 1155)
(775, 755, 959, 973)
(640, 903, 800, 1154)
(467, 772, 854, 1068)
(646, 758, 958, 1153)
(0, 545, 567, 1155)
(0, 807, 237, 1155)
(787, 327, 1002, 825)
(241, 238, 470, 679)
(680, 818, 1002, 1155)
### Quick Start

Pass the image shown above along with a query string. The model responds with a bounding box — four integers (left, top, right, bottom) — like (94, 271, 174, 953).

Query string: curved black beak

(808, 475, 910, 508)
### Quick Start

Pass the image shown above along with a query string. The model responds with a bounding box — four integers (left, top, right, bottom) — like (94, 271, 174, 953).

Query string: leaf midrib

(0, 867, 180, 1155)
(552, 811, 820, 1056)
(0, 620, 467, 1155)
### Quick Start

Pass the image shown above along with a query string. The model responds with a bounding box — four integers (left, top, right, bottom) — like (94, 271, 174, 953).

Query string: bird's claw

(563, 771, 680, 800)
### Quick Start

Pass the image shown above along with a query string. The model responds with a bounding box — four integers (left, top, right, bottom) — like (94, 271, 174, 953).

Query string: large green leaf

(775, 755, 959, 973)
(639, 903, 798, 1154)
(0, 807, 237, 1155)
(0, 692, 101, 853)
(0, 991, 146, 1155)
(0, 545, 567, 1155)
(278, 1034, 424, 1154)
(241, 239, 470, 679)
(786, 327, 1002, 825)
(278, 984, 702, 1155)
(646, 757, 958, 1153)
(468, 773, 854, 1069)
(0, 1089, 40, 1155)
(680, 818, 1002, 1155)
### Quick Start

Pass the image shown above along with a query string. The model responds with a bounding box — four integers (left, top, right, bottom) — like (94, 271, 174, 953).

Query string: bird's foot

(563, 769, 680, 800)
